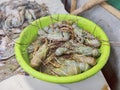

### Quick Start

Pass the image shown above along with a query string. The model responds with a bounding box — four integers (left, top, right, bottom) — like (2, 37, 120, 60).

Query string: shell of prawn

(38, 27, 70, 42)
(71, 54, 96, 66)
(51, 58, 91, 76)
(30, 40, 49, 69)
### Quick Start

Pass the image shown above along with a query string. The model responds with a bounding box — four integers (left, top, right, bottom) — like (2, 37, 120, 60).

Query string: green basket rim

(15, 14, 110, 84)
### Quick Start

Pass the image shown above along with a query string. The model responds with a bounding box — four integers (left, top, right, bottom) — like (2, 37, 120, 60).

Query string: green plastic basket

(15, 14, 110, 84)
